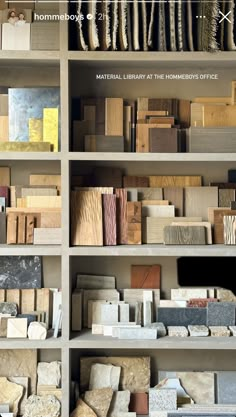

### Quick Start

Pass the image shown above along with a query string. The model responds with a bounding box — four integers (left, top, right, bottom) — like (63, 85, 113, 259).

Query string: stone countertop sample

(207, 302, 236, 326)
(157, 307, 207, 327)
(70, 399, 97, 417)
(23, 394, 60, 417)
(0, 377, 23, 415)
(0, 302, 17, 316)
(0, 256, 42, 289)
(84, 388, 113, 417)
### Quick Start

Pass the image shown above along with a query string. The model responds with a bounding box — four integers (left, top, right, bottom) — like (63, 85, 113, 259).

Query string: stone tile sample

(37, 362, 61, 387)
(83, 290, 120, 327)
(90, 300, 107, 327)
(155, 378, 193, 404)
(188, 325, 209, 337)
(103, 323, 138, 337)
(217, 372, 236, 404)
(23, 394, 60, 417)
(157, 308, 207, 326)
(135, 302, 142, 325)
(158, 372, 215, 404)
(187, 298, 217, 308)
(159, 300, 187, 308)
(123, 289, 160, 321)
(119, 304, 130, 322)
(80, 357, 150, 393)
(129, 392, 148, 415)
(145, 322, 167, 337)
(0, 302, 17, 315)
(18, 314, 38, 326)
(101, 304, 119, 324)
(209, 326, 230, 336)
(229, 326, 236, 336)
(76, 274, 116, 289)
(28, 322, 47, 339)
(37, 386, 62, 402)
(118, 328, 157, 339)
(171, 289, 208, 301)
(112, 325, 141, 338)
(207, 302, 236, 326)
(0, 349, 37, 394)
(0, 377, 23, 415)
(0, 256, 42, 288)
(108, 390, 130, 416)
(9, 376, 28, 415)
(216, 289, 236, 302)
(70, 399, 97, 417)
(84, 388, 113, 417)
(149, 388, 177, 412)
(89, 363, 121, 391)
(7, 318, 28, 338)
(168, 326, 188, 337)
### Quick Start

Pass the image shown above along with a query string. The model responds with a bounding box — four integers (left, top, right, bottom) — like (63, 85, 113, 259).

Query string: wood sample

(163, 225, 206, 245)
(21, 188, 57, 197)
(6, 289, 20, 307)
(171, 221, 212, 244)
(72, 290, 82, 331)
(0, 186, 9, 206)
(105, 98, 123, 136)
(71, 191, 103, 246)
(73, 120, 94, 152)
(213, 209, 236, 243)
(92, 167, 122, 188)
(84, 135, 124, 152)
(74, 187, 113, 194)
(26, 215, 34, 244)
(136, 124, 149, 152)
(232, 81, 236, 105)
(31, 22, 60, 50)
(0, 116, 9, 141)
(137, 110, 168, 119)
(81, 98, 105, 135)
(124, 105, 131, 152)
(0, 142, 51, 152)
(29, 175, 61, 188)
(17, 214, 26, 244)
(21, 289, 35, 314)
(193, 97, 231, 104)
(163, 187, 184, 216)
(7, 213, 17, 244)
(40, 211, 61, 228)
(115, 188, 128, 244)
(223, 215, 236, 244)
(126, 187, 163, 201)
(131, 265, 161, 289)
(127, 202, 142, 245)
(0, 213, 6, 244)
(142, 205, 175, 217)
(179, 100, 191, 128)
(0, 167, 10, 187)
(149, 128, 178, 153)
(185, 187, 218, 221)
(203, 105, 236, 127)
(149, 176, 202, 187)
(102, 194, 117, 246)
(0, 94, 8, 116)
(123, 176, 149, 188)
(219, 189, 235, 207)
(143, 217, 202, 244)
(141, 200, 169, 206)
(25, 196, 61, 208)
(228, 169, 236, 183)
(34, 228, 61, 245)
(189, 127, 236, 153)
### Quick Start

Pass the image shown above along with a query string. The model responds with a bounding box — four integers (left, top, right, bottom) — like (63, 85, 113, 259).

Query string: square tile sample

(149, 388, 177, 412)
(207, 302, 236, 326)
(7, 318, 27, 338)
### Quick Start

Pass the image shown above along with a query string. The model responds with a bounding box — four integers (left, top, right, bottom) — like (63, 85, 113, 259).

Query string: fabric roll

(88, 0, 100, 50)
(227, 0, 236, 50)
(169, 1, 177, 51)
(197, 0, 219, 51)
(158, 2, 167, 51)
(111, 0, 119, 50)
(77, 0, 88, 51)
(99, 0, 111, 51)
(141, 0, 148, 51)
(119, 0, 128, 51)
(148, 0, 156, 49)
(133, 0, 140, 50)
(187, 0, 194, 51)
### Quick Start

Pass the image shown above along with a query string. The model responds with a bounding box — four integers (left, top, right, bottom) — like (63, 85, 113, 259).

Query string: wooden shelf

(0, 152, 62, 161)
(0, 335, 63, 349)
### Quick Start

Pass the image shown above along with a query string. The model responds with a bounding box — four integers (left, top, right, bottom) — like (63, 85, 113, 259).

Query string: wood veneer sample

(17, 214, 26, 244)
(7, 213, 17, 244)
(0, 168, 10, 187)
(73, 120, 94, 152)
(123, 176, 149, 188)
(137, 110, 168, 119)
(71, 191, 103, 246)
(171, 221, 212, 244)
(6, 289, 20, 306)
(163, 225, 206, 245)
(124, 105, 132, 152)
(131, 265, 161, 289)
(143, 217, 202, 244)
(185, 187, 218, 221)
(25, 196, 61, 208)
(219, 189, 235, 207)
(105, 98, 123, 136)
(102, 194, 117, 246)
(142, 205, 175, 217)
(193, 97, 231, 104)
(26, 215, 34, 244)
(191, 103, 203, 127)
(0, 116, 9, 141)
(189, 127, 236, 153)
(223, 215, 236, 244)
(136, 124, 149, 152)
(92, 167, 122, 188)
(149, 176, 202, 187)
(29, 175, 61, 188)
(164, 187, 184, 216)
(136, 187, 163, 200)
(149, 128, 178, 152)
(179, 99, 191, 128)
(127, 202, 141, 245)
(84, 135, 124, 152)
(115, 188, 128, 244)
(213, 209, 236, 243)
(21, 289, 35, 314)
(141, 200, 169, 206)
(203, 104, 236, 127)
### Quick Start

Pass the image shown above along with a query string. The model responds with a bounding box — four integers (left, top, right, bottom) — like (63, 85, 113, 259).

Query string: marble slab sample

(188, 325, 209, 336)
(168, 326, 189, 337)
(149, 388, 177, 412)
(207, 302, 236, 326)
(158, 372, 215, 404)
(157, 308, 207, 326)
(89, 363, 121, 391)
(80, 357, 151, 393)
(118, 327, 157, 339)
(37, 361, 61, 387)
(0, 256, 42, 289)
(171, 289, 208, 301)
(84, 388, 113, 417)
(108, 390, 130, 417)
(209, 326, 231, 336)
(217, 372, 236, 404)
(7, 318, 27, 338)
(76, 274, 116, 289)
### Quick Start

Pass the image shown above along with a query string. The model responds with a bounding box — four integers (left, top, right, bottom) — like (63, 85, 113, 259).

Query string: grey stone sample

(188, 325, 209, 337)
(168, 326, 188, 337)
(157, 308, 207, 326)
(108, 390, 130, 417)
(23, 394, 60, 417)
(118, 327, 157, 339)
(217, 371, 236, 404)
(229, 326, 236, 336)
(18, 314, 37, 326)
(149, 388, 177, 412)
(207, 302, 236, 326)
(145, 322, 167, 337)
(101, 304, 119, 324)
(89, 363, 121, 391)
(209, 326, 231, 337)
(0, 303, 17, 316)
(0, 256, 42, 289)
(119, 304, 130, 322)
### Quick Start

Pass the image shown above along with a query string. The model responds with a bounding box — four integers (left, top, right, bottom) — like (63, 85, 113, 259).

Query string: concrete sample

(7, 318, 27, 338)
(143, 290, 153, 326)
(76, 274, 116, 289)
(108, 390, 130, 416)
(0, 377, 23, 415)
(90, 300, 107, 327)
(80, 357, 150, 393)
(70, 399, 97, 417)
(118, 327, 157, 339)
(209, 326, 231, 336)
(101, 304, 119, 324)
(103, 323, 138, 337)
(23, 394, 60, 417)
(119, 304, 130, 322)
(28, 322, 47, 340)
(83, 290, 120, 327)
(171, 289, 208, 301)
(123, 289, 160, 321)
(0, 302, 17, 315)
(149, 388, 177, 412)
(217, 371, 236, 404)
(112, 325, 141, 338)
(37, 362, 61, 387)
(168, 326, 188, 337)
(89, 363, 121, 391)
(84, 388, 113, 417)
(157, 308, 207, 326)
(9, 376, 28, 415)
(188, 325, 209, 337)
(207, 302, 236, 326)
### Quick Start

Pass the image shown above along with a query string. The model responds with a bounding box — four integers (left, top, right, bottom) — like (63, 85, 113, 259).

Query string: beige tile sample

(7, 318, 28, 338)
(84, 388, 113, 417)
(0, 377, 23, 415)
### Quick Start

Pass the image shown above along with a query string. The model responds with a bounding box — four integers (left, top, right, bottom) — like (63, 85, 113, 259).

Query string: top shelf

(0, 50, 60, 66)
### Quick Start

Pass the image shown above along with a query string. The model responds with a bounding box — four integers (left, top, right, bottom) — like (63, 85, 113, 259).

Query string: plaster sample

(23, 394, 60, 417)
(80, 357, 150, 393)
(207, 302, 236, 326)
(209, 326, 230, 336)
(149, 388, 177, 412)
(37, 362, 61, 387)
(168, 326, 188, 337)
(0, 377, 23, 415)
(70, 399, 97, 417)
(108, 390, 130, 416)
(0, 256, 42, 288)
(89, 363, 121, 391)
(119, 304, 130, 322)
(84, 388, 113, 417)
(188, 325, 209, 337)
(101, 304, 119, 324)
(28, 322, 47, 340)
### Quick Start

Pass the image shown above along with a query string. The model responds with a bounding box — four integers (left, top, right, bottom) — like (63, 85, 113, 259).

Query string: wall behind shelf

(0, 66, 60, 87)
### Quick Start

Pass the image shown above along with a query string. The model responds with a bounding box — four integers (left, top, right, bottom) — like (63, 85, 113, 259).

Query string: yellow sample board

(43, 108, 59, 152)
(29, 118, 43, 142)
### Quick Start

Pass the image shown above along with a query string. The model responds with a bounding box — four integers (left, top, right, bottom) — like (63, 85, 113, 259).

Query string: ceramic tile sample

(207, 302, 236, 326)
(0, 256, 42, 288)
(149, 388, 177, 412)
(7, 318, 27, 338)
(217, 371, 236, 404)
(157, 307, 207, 326)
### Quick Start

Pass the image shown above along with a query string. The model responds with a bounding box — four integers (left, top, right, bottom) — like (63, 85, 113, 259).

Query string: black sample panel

(0, 256, 42, 289)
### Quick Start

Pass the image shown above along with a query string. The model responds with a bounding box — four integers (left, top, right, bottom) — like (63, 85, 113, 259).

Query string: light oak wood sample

(17, 214, 26, 244)
(163, 187, 184, 216)
(137, 110, 168, 119)
(223, 215, 236, 244)
(0, 116, 9, 141)
(127, 202, 142, 245)
(34, 228, 62, 245)
(126, 187, 163, 201)
(124, 105, 131, 152)
(219, 189, 235, 207)
(74, 187, 113, 194)
(25, 196, 61, 208)
(6, 289, 20, 307)
(0, 142, 51, 152)
(193, 97, 231, 104)
(191, 103, 203, 127)
(232, 81, 236, 105)
(142, 205, 175, 217)
(102, 194, 117, 246)
(40, 212, 61, 228)
(29, 175, 61, 188)
(21, 289, 35, 314)
(141, 200, 169, 206)
(36, 288, 51, 328)
(26, 215, 34, 244)
(213, 208, 236, 243)
(143, 217, 202, 244)
(0, 167, 10, 186)
(203, 104, 236, 127)
(185, 187, 218, 221)
(164, 225, 206, 245)
(7, 213, 17, 244)
(105, 98, 123, 136)
(115, 188, 128, 244)
(149, 176, 202, 188)
(171, 221, 212, 244)
(21, 188, 57, 197)
(71, 191, 103, 246)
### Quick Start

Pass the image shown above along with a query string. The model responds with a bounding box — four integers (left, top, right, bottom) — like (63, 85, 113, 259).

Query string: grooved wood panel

(163, 187, 184, 216)
(213, 209, 236, 243)
(142, 205, 175, 217)
(131, 265, 161, 289)
(105, 98, 123, 136)
(0, 213, 6, 244)
(171, 221, 212, 244)
(34, 228, 61, 245)
(185, 187, 218, 221)
(21, 289, 35, 314)
(164, 225, 206, 245)
(123, 176, 149, 188)
(84, 135, 124, 152)
(127, 202, 142, 245)
(102, 194, 117, 246)
(223, 215, 236, 244)
(203, 105, 236, 127)
(219, 189, 235, 207)
(149, 128, 178, 153)
(143, 216, 202, 244)
(189, 127, 236, 153)
(141, 200, 169, 206)
(92, 167, 122, 188)
(26, 215, 34, 244)
(71, 191, 103, 246)
(149, 176, 202, 188)
(7, 213, 17, 244)
(115, 188, 128, 245)
(29, 175, 61, 188)
(0, 116, 9, 141)
(17, 214, 26, 244)
(25, 196, 61, 208)
(179, 100, 191, 128)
